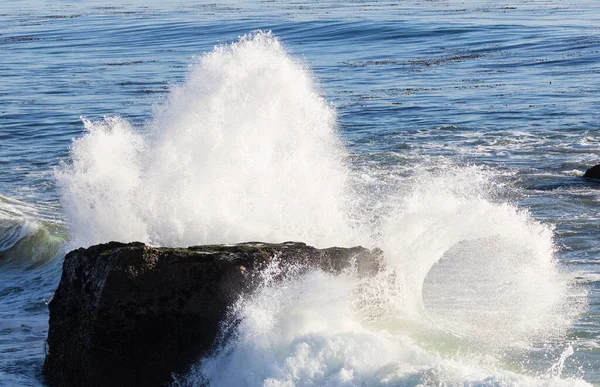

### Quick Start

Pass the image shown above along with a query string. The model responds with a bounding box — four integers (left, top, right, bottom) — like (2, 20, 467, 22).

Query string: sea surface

(2, 0, 600, 385)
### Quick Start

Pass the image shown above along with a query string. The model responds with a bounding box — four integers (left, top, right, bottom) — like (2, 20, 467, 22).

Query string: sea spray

(382, 166, 578, 343)
(56, 32, 587, 385)
(56, 117, 146, 246)
(180, 167, 586, 386)
(56, 31, 358, 249)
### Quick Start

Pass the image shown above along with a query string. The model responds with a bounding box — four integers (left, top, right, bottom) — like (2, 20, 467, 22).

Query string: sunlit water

(1, 1, 600, 385)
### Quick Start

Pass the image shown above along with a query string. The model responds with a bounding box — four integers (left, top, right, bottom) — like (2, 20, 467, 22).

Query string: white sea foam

(184, 283, 586, 386)
(56, 32, 588, 386)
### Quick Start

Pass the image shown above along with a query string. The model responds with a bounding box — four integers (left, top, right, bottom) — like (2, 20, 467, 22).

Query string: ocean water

(2, 0, 600, 385)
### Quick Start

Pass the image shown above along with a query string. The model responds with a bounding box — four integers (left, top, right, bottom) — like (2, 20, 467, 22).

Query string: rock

(44, 241, 382, 387)
(583, 164, 600, 179)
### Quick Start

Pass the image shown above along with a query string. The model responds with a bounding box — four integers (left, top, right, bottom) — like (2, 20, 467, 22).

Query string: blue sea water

(2, 0, 600, 385)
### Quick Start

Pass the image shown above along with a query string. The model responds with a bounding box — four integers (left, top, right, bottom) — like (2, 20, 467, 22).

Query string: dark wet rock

(583, 164, 600, 180)
(44, 241, 382, 387)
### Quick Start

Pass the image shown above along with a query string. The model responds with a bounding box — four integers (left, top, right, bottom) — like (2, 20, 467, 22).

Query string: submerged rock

(583, 164, 600, 179)
(44, 241, 382, 387)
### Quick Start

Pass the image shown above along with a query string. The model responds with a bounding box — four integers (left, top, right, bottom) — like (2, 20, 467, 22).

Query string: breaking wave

(0, 195, 65, 266)
(56, 32, 588, 386)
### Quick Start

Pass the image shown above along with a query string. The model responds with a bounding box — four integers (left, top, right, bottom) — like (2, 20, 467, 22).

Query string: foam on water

(56, 32, 588, 386)
(181, 269, 586, 387)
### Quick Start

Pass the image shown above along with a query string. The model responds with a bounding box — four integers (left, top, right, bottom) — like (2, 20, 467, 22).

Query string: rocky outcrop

(583, 164, 600, 179)
(44, 241, 382, 387)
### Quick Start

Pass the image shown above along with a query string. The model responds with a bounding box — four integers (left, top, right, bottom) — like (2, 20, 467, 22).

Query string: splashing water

(57, 32, 588, 386)
(56, 31, 356, 249)
(383, 167, 578, 343)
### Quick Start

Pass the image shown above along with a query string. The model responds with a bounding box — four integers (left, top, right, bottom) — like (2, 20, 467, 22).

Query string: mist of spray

(56, 31, 358, 249)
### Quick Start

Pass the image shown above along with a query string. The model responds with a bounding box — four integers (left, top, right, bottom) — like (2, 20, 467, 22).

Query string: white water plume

(381, 167, 579, 344)
(56, 32, 587, 385)
(56, 31, 357, 249)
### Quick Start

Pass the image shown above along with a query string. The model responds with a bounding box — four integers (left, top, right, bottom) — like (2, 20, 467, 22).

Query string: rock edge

(583, 164, 600, 180)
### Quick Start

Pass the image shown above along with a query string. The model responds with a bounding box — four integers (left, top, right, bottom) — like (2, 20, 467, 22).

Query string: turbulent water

(2, 1, 600, 386)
